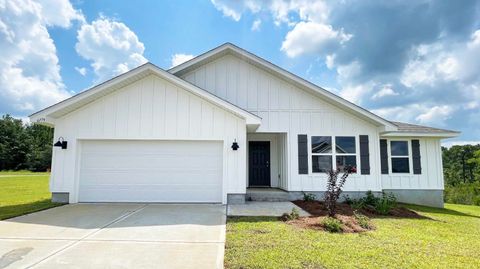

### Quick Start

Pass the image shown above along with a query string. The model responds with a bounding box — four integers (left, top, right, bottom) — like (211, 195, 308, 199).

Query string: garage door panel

(78, 140, 223, 203)
(79, 188, 221, 203)
(81, 141, 220, 154)
(79, 172, 222, 185)
(81, 155, 222, 170)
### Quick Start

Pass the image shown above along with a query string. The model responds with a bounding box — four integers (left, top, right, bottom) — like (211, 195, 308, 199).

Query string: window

(390, 141, 410, 173)
(311, 136, 357, 173)
(311, 136, 332, 173)
(335, 137, 357, 172)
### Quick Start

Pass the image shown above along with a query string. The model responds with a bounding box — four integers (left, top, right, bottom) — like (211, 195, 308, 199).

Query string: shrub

(445, 183, 480, 206)
(303, 192, 316, 202)
(280, 208, 300, 221)
(353, 211, 372, 229)
(321, 217, 343, 233)
(351, 199, 366, 210)
(374, 192, 397, 215)
(343, 195, 353, 205)
(474, 196, 480, 206)
(347, 191, 397, 215)
(363, 190, 379, 206)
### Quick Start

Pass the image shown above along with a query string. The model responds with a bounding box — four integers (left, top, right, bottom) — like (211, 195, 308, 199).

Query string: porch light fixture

(54, 137, 68, 149)
(231, 139, 239, 151)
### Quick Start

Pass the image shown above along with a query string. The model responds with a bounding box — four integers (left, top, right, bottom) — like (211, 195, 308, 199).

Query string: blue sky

(1, 0, 479, 145)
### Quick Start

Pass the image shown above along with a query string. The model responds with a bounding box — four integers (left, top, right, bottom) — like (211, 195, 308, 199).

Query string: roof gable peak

(169, 43, 397, 130)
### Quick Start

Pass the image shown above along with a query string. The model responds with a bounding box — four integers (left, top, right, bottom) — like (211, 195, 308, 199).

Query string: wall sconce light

(54, 137, 68, 149)
(231, 139, 239, 151)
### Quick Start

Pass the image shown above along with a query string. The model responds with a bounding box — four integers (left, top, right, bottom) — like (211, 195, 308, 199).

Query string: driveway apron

(0, 204, 226, 269)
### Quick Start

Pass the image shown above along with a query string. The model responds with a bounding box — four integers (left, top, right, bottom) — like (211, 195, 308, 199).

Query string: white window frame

(389, 139, 412, 174)
(310, 135, 358, 174)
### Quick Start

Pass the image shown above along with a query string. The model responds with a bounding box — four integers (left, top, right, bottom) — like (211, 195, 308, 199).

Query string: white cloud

(337, 61, 362, 82)
(401, 30, 480, 89)
(400, 44, 461, 88)
(338, 81, 373, 105)
(267, 0, 329, 26)
(210, 0, 261, 21)
(371, 85, 399, 100)
(374, 104, 455, 128)
(75, 17, 148, 82)
(75, 66, 87, 76)
(251, 19, 262, 31)
(281, 21, 351, 58)
(170, 53, 195, 68)
(211, 1, 350, 59)
(372, 104, 427, 123)
(0, 0, 82, 114)
(37, 0, 85, 27)
(415, 105, 454, 126)
(325, 54, 335, 69)
(210, 0, 330, 26)
(442, 140, 480, 148)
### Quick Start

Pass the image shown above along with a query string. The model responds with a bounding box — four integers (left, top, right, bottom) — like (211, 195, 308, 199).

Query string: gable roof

(30, 63, 261, 127)
(381, 121, 460, 138)
(169, 43, 398, 132)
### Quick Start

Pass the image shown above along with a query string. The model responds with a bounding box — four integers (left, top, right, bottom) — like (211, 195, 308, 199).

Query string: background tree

(0, 114, 53, 171)
(25, 123, 54, 171)
(442, 145, 480, 185)
(443, 144, 480, 205)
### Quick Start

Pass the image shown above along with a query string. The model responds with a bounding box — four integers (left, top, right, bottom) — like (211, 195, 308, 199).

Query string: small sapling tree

(324, 166, 356, 217)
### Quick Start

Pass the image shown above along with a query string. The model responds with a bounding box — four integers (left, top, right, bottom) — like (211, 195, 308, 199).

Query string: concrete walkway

(0, 204, 226, 269)
(227, 201, 310, 217)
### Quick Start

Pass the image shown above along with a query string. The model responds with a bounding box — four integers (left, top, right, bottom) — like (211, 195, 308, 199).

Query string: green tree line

(0, 114, 53, 171)
(442, 145, 480, 205)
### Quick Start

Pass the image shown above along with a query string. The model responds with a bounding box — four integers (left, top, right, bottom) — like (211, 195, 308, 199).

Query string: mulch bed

(287, 215, 370, 233)
(293, 200, 425, 219)
(283, 200, 427, 233)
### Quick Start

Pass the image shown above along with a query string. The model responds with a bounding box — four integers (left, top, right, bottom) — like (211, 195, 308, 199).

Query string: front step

(246, 188, 290, 202)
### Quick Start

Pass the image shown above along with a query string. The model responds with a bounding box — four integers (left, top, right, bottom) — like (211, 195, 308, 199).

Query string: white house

(30, 43, 459, 207)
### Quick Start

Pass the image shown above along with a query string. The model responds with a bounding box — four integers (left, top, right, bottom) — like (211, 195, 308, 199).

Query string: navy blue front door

(249, 141, 271, 187)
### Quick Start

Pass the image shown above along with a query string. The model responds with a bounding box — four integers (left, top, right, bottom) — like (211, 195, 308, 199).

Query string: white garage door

(78, 140, 223, 203)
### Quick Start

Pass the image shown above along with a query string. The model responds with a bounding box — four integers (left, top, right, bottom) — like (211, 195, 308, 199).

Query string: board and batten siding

(381, 138, 444, 190)
(180, 54, 383, 192)
(50, 74, 247, 203)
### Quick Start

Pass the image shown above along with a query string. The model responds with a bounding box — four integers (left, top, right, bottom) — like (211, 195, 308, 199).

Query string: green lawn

(0, 171, 64, 220)
(225, 204, 480, 269)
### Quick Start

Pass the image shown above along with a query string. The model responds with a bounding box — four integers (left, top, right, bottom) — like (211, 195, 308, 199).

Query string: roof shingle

(390, 121, 458, 134)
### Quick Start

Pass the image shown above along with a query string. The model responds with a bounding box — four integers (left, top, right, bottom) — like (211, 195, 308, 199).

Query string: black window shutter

(359, 135, 370, 175)
(298, 134, 308, 174)
(412, 139, 422, 174)
(380, 139, 389, 174)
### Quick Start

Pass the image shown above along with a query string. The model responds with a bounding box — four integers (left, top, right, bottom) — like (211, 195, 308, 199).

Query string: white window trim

(309, 135, 358, 174)
(388, 139, 412, 175)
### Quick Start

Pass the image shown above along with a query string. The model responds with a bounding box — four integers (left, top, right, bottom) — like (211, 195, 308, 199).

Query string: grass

(225, 204, 480, 269)
(0, 171, 64, 220)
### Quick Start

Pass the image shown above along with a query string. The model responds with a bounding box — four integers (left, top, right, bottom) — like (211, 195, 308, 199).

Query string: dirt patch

(287, 215, 371, 233)
(286, 200, 428, 233)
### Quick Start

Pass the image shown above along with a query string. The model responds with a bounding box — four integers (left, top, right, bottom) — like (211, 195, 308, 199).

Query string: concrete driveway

(0, 204, 226, 269)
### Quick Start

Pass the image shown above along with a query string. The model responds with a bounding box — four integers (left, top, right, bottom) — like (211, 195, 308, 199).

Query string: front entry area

(248, 141, 271, 187)
(247, 133, 288, 190)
